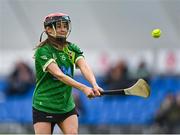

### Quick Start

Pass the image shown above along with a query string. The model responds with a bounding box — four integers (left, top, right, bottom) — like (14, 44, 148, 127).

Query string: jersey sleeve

(35, 47, 56, 72)
(69, 43, 84, 64)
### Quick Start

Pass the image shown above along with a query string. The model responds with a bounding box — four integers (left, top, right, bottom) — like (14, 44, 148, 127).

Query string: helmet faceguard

(40, 13, 71, 43)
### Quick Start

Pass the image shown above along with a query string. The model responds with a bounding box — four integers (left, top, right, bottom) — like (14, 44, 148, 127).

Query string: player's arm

(46, 62, 95, 98)
(76, 57, 103, 96)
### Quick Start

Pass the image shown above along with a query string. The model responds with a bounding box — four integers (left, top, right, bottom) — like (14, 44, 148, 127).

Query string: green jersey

(32, 42, 84, 114)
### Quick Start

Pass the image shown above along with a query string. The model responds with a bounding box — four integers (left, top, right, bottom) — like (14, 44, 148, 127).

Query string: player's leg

(34, 122, 55, 134)
(57, 114, 78, 134)
(32, 107, 56, 134)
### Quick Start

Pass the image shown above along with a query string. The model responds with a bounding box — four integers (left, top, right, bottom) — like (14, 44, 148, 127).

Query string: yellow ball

(151, 29, 161, 38)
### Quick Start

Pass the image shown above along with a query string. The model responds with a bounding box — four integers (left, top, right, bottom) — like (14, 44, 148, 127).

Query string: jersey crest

(40, 55, 48, 60)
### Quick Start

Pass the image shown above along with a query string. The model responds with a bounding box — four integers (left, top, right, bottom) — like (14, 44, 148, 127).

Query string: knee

(68, 128, 78, 134)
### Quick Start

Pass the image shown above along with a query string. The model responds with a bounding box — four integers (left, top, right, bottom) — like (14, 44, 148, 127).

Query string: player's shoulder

(67, 42, 83, 54)
(35, 43, 50, 55)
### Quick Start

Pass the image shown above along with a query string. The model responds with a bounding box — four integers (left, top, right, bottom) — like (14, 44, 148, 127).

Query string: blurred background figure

(73, 90, 86, 116)
(5, 60, 35, 96)
(104, 60, 132, 90)
(135, 61, 151, 83)
(154, 92, 180, 133)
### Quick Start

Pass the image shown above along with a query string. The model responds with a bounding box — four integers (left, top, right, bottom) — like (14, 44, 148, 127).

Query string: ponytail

(34, 39, 48, 50)
(34, 31, 47, 50)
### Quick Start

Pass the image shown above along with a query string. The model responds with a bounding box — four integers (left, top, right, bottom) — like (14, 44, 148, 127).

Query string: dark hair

(34, 39, 48, 50)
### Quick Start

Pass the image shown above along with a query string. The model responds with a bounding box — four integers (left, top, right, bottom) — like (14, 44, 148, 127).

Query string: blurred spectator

(154, 92, 180, 133)
(5, 60, 35, 96)
(73, 91, 86, 115)
(104, 60, 133, 90)
(135, 61, 150, 83)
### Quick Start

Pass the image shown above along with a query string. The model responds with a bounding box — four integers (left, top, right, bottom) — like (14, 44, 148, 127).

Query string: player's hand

(93, 85, 104, 97)
(82, 86, 95, 99)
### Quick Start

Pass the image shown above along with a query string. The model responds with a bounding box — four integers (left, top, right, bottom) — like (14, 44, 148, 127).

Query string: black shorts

(33, 107, 79, 125)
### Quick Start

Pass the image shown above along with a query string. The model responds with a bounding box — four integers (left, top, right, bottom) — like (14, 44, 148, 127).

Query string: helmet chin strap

(47, 34, 67, 47)
(56, 36, 66, 42)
